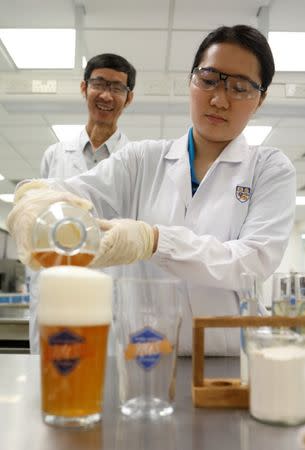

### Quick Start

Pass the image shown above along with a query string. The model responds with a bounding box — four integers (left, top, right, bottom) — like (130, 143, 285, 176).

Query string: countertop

(0, 354, 303, 450)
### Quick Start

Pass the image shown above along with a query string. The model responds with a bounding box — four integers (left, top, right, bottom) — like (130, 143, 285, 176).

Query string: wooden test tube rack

(192, 315, 305, 408)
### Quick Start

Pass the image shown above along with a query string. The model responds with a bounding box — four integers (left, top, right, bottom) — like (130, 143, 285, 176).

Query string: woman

(8, 25, 296, 356)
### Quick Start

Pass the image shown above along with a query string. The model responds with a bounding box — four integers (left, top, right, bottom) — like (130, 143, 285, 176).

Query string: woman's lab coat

(54, 132, 296, 356)
(29, 128, 129, 354)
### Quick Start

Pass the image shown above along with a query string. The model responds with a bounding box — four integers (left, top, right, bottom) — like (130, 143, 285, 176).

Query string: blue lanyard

(187, 128, 200, 195)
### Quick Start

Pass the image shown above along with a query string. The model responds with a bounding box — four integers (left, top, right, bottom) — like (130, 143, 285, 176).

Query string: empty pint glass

(38, 266, 112, 427)
(113, 278, 182, 418)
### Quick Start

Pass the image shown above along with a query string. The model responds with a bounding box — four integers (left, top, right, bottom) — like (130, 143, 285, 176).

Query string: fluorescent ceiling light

(82, 56, 87, 68)
(302, 234, 305, 240)
(243, 126, 272, 145)
(0, 173, 5, 181)
(268, 32, 305, 71)
(52, 125, 85, 142)
(0, 194, 14, 203)
(0, 29, 75, 69)
(296, 196, 305, 206)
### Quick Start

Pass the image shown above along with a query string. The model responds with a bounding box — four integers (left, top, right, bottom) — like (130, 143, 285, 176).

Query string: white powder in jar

(249, 345, 305, 425)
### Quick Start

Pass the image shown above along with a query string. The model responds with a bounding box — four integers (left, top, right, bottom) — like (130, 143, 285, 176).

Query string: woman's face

(190, 42, 265, 147)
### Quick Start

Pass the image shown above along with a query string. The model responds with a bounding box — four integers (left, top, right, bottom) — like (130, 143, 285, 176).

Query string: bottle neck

(51, 218, 87, 255)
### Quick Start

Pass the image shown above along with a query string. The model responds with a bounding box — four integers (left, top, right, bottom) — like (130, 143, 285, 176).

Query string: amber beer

(38, 266, 112, 427)
(33, 250, 95, 268)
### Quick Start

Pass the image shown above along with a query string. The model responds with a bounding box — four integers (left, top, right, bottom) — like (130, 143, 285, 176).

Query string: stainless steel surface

(0, 354, 302, 450)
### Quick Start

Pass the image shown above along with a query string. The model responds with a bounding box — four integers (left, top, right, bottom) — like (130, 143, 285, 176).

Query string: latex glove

(6, 180, 93, 270)
(90, 218, 155, 268)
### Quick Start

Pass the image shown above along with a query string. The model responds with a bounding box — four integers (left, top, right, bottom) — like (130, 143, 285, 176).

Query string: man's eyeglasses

(191, 67, 266, 100)
(87, 76, 130, 96)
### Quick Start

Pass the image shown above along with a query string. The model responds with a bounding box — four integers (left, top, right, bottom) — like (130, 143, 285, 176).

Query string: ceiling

(0, 0, 305, 222)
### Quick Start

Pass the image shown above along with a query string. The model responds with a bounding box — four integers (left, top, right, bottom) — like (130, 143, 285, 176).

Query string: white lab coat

(40, 130, 129, 178)
(29, 128, 129, 354)
(53, 132, 296, 356)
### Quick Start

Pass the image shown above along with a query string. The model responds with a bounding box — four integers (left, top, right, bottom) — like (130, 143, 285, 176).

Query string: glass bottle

(239, 272, 259, 385)
(32, 202, 101, 268)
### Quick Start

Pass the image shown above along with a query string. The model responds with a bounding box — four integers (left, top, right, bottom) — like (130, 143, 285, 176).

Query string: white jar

(247, 327, 305, 426)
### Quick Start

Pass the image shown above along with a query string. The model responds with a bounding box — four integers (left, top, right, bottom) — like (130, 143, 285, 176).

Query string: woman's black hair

(191, 25, 275, 91)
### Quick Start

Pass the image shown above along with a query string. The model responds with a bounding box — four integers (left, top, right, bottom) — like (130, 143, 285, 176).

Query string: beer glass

(38, 266, 112, 427)
(113, 278, 182, 418)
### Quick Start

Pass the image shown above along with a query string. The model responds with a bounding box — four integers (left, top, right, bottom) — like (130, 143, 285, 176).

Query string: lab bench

(0, 355, 302, 450)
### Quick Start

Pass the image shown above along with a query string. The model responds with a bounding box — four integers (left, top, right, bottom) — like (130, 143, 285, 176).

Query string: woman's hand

(91, 218, 157, 268)
(6, 180, 93, 270)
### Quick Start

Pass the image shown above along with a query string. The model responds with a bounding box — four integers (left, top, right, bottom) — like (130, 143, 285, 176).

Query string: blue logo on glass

(48, 330, 85, 346)
(48, 329, 85, 376)
(130, 327, 164, 371)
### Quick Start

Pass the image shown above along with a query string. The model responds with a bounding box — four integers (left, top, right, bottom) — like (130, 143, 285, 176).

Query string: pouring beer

(38, 265, 112, 427)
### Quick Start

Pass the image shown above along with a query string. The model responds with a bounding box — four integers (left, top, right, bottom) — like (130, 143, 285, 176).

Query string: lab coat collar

(217, 133, 249, 163)
(165, 134, 192, 208)
(103, 128, 121, 155)
(164, 131, 249, 208)
(165, 132, 248, 163)
(165, 134, 189, 160)
(62, 128, 89, 153)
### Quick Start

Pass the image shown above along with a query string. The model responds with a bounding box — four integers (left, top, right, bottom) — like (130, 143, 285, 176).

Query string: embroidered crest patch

(236, 186, 251, 203)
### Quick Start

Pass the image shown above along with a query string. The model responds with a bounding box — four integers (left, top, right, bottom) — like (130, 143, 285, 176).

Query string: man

(29, 53, 136, 353)
(41, 53, 136, 178)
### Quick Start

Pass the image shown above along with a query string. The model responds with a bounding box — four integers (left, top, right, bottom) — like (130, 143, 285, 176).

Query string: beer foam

(38, 266, 112, 325)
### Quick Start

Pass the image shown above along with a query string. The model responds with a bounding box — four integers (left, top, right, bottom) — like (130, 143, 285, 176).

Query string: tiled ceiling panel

(269, 0, 305, 30)
(84, 0, 170, 29)
(1, 159, 36, 179)
(169, 31, 209, 72)
(173, 0, 262, 29)
(123, 126, 161, 141)
(0, 0, 75, 27)
(264, 128, 305, 147)
(84, 30, 168, 71)
(13, 143, 49, 159)
(0, 126, 56, 145)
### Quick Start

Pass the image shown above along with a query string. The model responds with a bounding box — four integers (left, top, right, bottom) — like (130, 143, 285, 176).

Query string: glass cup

(38, 266, 112, 427)
(271, 272, 292, 316)
(246, 327, 305, 426)
(272, 272, 305, 319)
(113, 278, 182, 418)
(239, 272, 259, 385)
(294, 273, 305, 317)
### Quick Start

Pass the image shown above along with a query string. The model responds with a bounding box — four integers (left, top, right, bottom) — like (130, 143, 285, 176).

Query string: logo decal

(236, 185, 251, 203)
(47, 329, 85, 376)
(124, 326, 172, 371)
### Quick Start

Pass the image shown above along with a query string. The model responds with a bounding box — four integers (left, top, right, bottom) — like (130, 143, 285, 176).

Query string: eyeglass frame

(191, 67, 266, 98)
(86, 76, 130, 96)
